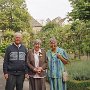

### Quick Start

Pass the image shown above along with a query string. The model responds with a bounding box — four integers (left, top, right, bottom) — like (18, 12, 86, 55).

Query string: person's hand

(57, 53, 68, 64)
(57, 53, 61, 59)
(25, 74, 29, 79)
(37, 67, 43, 74)
(4, 74, 8, 80)
(34, 68, 38, 72)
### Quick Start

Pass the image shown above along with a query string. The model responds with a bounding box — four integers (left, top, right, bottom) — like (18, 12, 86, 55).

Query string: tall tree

(0, 0, 31, 32)
(68, 0, 90, 59)
(37, 22, 71, 51)
(69, 0, 90, 21)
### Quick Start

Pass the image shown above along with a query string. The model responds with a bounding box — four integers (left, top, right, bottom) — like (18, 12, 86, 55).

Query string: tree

(69, 0, 90, 21)
(68, 0, 90, 59)
(0, 0, 31, 32)
(37, 22, 71, 52)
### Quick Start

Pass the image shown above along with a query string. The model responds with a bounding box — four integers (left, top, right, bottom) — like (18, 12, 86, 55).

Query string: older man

(27, 39, 47, 90)
(3, 32, 28, 90)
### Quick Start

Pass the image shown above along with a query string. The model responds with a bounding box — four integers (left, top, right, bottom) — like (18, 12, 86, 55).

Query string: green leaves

(37, 22, 71, 51)
(37, 19, 90, 60)
(67, 60, 90, 80)
(69, 0, 90, 21)
(0, 0, 31, 32)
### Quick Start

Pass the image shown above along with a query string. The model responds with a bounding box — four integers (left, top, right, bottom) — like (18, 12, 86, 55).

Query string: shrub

(67, 80, 90, 90)
(67, 60, 90, 80)
(0, 41, 10, 53)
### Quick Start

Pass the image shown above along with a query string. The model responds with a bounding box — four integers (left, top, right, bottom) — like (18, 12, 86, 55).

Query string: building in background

(52, 17, 66, 26)
(38, 16, 67, 27)
(30, 17, 42, 34)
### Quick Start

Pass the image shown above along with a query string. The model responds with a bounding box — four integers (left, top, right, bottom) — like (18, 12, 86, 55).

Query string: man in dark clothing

(3, 32, 28, 90)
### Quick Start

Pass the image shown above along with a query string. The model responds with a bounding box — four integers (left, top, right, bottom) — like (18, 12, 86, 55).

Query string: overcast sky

(25, 0, 72, 20)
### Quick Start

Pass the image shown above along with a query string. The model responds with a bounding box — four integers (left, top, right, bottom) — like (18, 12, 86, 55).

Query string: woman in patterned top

(47, 37, 69, 90)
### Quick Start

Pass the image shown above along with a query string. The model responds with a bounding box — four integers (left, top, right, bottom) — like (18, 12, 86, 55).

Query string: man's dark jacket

(3, 43, 28, 75)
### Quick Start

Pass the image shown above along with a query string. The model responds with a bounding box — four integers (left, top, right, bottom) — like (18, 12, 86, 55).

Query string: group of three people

(3, 32, 69, 90)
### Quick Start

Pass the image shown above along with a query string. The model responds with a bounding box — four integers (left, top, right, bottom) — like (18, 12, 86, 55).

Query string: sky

(25, 0, 72, 20)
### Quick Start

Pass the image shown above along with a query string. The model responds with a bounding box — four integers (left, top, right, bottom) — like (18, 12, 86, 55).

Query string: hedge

(67, 80, 90, 90)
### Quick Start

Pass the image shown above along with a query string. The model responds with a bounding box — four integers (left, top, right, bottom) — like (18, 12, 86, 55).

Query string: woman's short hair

(33, 39, 42, 45)
(50, 37, 57, 44)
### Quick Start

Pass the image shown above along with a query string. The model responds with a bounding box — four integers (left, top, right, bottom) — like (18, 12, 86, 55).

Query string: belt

(10, 71, 23, 73)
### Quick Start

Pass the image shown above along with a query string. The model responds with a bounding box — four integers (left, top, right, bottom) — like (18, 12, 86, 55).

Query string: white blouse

(33, 49, 43, 78)
(34, 49, 41, 68)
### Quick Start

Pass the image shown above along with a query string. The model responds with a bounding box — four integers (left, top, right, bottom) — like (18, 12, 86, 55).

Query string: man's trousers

(5, 74, 25, 90)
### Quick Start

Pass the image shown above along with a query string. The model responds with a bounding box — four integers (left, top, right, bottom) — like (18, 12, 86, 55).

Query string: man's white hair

(14, 32, 22, 38)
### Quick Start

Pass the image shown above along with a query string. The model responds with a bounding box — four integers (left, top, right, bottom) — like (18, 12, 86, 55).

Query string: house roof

(30, 17, 42, 27)
(46, 18, 51, 23)
(52, 16, 62, 21)
(52, 17, 66, 25)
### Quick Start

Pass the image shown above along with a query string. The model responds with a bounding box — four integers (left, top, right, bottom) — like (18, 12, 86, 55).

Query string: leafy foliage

(0, 0, 31, 32)
(37, 22, 70, 50)
(67, 60, 90, 80)
(67, 80, 90, 90)
(37, 20, 90, 59)
(69, 0, 90, 21)
(0, 41, 10, 53)
(68, 0, 90, 58)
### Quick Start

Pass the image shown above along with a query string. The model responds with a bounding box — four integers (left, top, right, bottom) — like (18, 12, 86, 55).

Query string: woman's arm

(27, 50, 35, 71)
(57, 54, 68, 64)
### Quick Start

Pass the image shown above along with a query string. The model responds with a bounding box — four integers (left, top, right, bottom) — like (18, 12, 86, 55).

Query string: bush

(0, 41, 10, 53)
(67, 60, 90, 80)
(67, 80, 90, 90)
